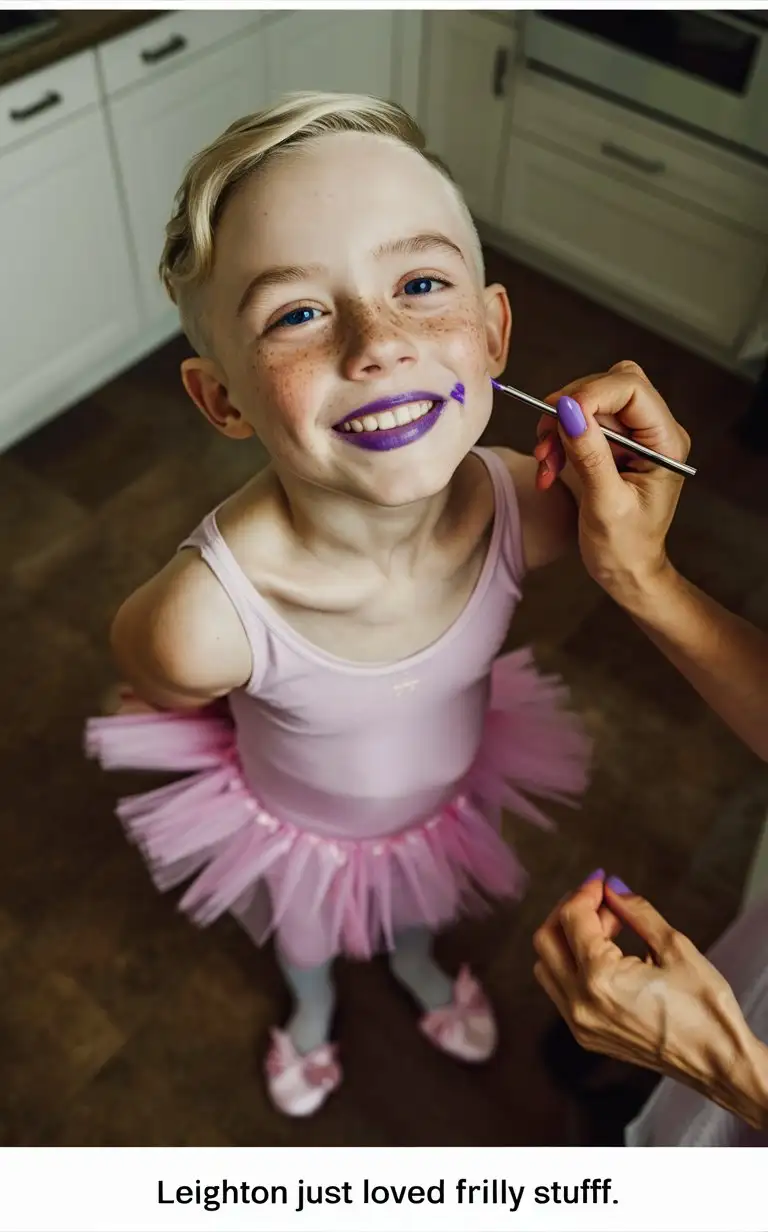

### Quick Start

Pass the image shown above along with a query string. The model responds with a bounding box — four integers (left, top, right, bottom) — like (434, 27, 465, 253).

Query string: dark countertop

(0, 11, 164, 88)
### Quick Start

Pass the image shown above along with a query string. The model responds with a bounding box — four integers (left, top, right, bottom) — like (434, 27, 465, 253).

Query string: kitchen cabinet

(0, 98, 139, 447)
(500, 134, 767, 348)
(104, 22, 268, 326)
(264, 12, 395, 101)
(499, 69, 768, 351)
(421, 13, 518, 225)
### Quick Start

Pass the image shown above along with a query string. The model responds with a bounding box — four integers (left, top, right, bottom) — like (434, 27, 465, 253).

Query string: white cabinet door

(0, 108, 139, 448)
(264, 13, 394, 100)
(501, 134, 768, 348)
(106, 27, 269, 326)
(421, 14, 517, 224)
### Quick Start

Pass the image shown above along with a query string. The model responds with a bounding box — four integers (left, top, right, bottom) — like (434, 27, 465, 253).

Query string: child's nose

(341, 305, 418, 381)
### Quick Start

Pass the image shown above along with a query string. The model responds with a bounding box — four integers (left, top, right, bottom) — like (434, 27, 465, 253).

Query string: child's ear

(483, 283, 512, 379)
(181, 358, 255, 440)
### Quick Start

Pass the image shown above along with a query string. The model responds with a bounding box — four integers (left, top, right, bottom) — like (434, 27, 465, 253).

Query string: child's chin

(363, 456, 463, 508)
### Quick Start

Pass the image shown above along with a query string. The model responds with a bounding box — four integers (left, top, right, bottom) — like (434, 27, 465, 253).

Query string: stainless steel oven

(525, 10, 768, 162)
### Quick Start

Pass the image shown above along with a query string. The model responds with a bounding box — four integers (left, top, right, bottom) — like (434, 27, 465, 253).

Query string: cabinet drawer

(0, 51, 98, 153)
(98, 10, 262, 96)
(501, 134, 768, 348)
(512, 72, 768, 238)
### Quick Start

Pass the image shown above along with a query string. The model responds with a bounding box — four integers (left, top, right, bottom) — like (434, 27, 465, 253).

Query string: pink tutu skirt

(85, 650, 590, 961)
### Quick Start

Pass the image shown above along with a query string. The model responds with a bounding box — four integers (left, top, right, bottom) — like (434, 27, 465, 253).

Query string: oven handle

(600, 141, 666, 176)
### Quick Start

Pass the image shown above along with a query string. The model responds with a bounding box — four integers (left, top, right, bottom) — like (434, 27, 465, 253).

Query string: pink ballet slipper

(265, 1030, 341, 1118)
(419, 966, 497, 1063)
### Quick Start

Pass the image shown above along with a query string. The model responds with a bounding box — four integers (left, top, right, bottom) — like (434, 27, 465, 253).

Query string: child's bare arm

(494, 447, 577, 570)
(110, 552, 252, 711)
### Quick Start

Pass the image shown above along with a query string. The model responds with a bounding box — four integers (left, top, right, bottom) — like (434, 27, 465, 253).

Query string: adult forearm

(614, 563, 768, 761)
(702, 1032, 768, 1131)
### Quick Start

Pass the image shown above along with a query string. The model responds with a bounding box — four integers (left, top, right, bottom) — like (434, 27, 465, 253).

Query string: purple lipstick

(333, 384, 465, 452)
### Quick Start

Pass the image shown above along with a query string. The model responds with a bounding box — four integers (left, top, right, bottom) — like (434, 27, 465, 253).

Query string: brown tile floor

(3, 249, 768, 1146)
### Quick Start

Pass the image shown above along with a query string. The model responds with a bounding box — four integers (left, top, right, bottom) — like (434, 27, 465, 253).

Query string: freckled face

(206, 132, 509, 507)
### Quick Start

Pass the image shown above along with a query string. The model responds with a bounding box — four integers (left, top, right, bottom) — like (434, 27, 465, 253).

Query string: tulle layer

(85, 649, 590, 958)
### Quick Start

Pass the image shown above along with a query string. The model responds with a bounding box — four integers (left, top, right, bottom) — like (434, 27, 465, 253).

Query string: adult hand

(533, 361, 691, 602)
(532, 876, 765, 1120)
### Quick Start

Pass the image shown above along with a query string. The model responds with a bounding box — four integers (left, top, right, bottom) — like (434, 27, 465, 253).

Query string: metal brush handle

(492, 380, 696, 478)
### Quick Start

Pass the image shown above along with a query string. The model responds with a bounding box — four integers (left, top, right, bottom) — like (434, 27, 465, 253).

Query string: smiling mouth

(330, 385, 465, 453)
(336, 399, 439, 435)
(331, 391, 448, 453)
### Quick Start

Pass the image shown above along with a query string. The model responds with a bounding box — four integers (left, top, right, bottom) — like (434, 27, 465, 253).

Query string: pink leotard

(186, 447, 523, 837)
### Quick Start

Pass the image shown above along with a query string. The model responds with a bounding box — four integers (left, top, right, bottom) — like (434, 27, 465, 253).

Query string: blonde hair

(159, 91, 483, 353)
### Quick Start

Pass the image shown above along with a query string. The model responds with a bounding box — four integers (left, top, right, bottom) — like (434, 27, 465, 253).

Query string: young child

(86, 92, 590, 1118)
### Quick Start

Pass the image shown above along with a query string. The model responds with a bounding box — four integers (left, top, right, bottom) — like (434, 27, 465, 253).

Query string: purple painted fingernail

(451, 382, 465, 405)
(557, 395, 587, 438)
(606, 875, 632, 895)
(583, 868, 605, 884)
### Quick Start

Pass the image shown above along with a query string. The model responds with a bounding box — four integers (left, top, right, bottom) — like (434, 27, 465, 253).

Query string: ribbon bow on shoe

(419, 966, 497, 1063)
(265, 1030, 342, 1118)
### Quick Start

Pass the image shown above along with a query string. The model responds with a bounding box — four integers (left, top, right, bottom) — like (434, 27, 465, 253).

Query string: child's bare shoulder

(489, 446, 577, 570)
(111, 547, 251, 707)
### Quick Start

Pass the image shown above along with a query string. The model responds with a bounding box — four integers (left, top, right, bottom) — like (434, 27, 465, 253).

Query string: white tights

(277, 927, 454, 1055)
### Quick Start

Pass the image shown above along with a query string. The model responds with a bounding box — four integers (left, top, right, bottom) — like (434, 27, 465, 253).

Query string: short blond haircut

(159, 91, 484, 353)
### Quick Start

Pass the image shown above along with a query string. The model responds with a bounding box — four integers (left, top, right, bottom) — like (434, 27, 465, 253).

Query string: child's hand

(101, 684, 161, 716)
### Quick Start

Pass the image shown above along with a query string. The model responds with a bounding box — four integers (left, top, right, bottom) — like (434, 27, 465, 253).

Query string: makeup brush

(491, 379, 696, 478)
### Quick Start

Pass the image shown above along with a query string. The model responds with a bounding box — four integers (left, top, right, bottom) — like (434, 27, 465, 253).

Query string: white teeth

(339, 400, 436, 433)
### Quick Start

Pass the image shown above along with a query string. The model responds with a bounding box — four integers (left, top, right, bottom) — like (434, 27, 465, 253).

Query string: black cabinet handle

(10, 90, 62, 122)
(140, 33, 188, 65)
(492, 48, 508, 97)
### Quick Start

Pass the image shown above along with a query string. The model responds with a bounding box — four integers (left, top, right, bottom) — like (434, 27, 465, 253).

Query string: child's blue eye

(275, 306, 319, 328)
(403, 277, 445, 296)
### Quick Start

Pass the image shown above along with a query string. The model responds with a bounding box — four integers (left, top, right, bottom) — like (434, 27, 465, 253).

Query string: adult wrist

(602, 554, 680, 619)
(727, 1034, 768, 1131)
(701, 1020, 768, 1131)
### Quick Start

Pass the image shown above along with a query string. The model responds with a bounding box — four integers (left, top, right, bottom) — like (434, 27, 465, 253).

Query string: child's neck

(273, 466, 456, 573)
